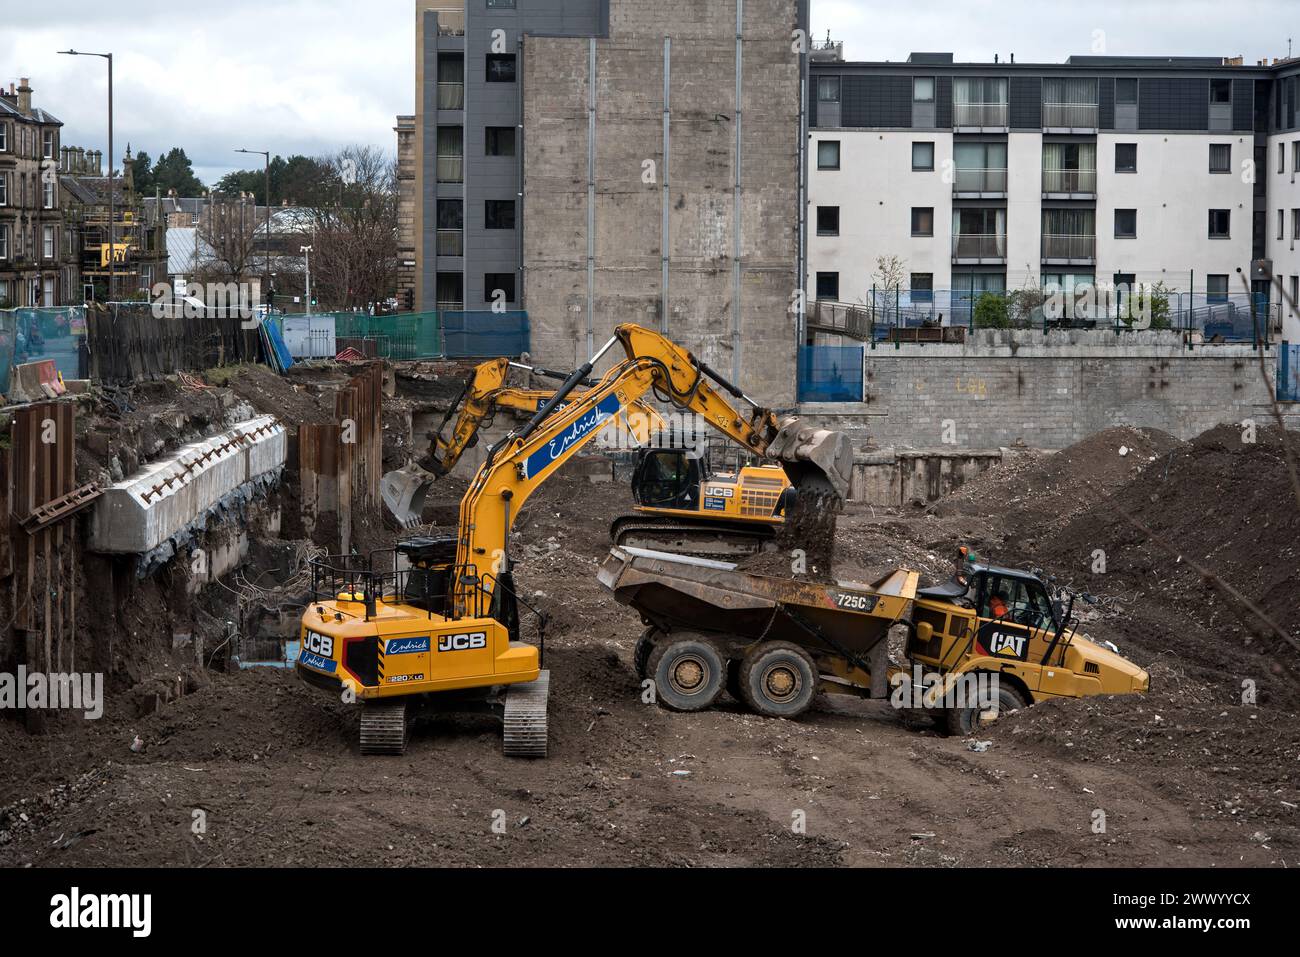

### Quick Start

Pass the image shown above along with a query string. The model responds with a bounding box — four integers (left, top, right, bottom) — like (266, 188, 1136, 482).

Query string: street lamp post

(235, 148, 271, 305)
(58, 49, 114, 301)
(300, 245, 313, 315)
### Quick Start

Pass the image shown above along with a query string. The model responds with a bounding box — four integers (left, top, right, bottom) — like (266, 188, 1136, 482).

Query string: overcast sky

(2, 1, 1295, 186)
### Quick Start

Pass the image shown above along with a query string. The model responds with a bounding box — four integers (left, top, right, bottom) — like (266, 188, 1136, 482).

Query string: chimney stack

(17, 78, 32, 115)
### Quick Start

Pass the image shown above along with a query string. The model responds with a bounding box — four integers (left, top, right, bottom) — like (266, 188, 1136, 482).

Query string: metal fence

(1280, 343, 1300, 403)
(2, 306, 86, 383)
(797, 345, 863, 403)
(810, 289, 1278, 345)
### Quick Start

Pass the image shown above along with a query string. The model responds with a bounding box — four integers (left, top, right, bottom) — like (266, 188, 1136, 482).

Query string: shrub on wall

(973, 292, 1010, 329)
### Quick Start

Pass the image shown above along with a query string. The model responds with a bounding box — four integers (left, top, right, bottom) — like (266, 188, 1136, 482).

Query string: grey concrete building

(413, 0, 809, 403)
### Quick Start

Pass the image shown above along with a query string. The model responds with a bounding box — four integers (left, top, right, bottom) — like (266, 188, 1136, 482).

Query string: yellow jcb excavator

(381, 356, 664, 527)
(297, 324, 852, 756)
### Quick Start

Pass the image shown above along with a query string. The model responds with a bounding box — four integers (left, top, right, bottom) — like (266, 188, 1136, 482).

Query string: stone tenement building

(410, 0, 810, 404)
(0, 78, 74, 307)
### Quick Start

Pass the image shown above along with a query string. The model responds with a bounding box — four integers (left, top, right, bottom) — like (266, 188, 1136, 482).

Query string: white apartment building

(806, 52, 1300, 342)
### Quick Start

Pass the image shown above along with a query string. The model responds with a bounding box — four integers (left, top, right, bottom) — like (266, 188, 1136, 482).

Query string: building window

(1210, 79, 1232, 105)
(42, 225, 54, 259)
(0, 224, 8, 260)
(913, 77, 935, 104)
(0, 172, 6, 206)
(1208, 209, 1231, 239)
(912, 142, 935, 171)
(0, 123, 7, 152)
(816, 206, 840, 236)
(486, 54, 516, 83)
(1115, 143, 1137, 173)
(1115, 78, 1138, 106)
(486, 127, 516, 156)
(1207, 274, 1229, 302)
(817, 76, 840, 103)
(1209, 144, 1231, 173)
(1292, 209, 1300, 240)
(43, 130, 54, 159)
(1280, 209, 1286, 240)
(1292, 277, 1300, 313)
(484, 273, 516, 303)
(486, 0, 517, 7)
(1281, 142, 1287, 174)
(485, 200, 516, 229)
(817, 140, 840, 170)
(815, 272, 839, 301)
(911, 207, 934, 237)
(43, 179, 55, 209)
(1293, 141, 1300, 173)
(0, 280, 9, 305)
(911, 273, 934, 302)
(1114, 209, 1137, 238)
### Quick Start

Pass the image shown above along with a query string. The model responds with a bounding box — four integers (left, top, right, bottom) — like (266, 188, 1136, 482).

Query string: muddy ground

(1, 417, 1298, 868)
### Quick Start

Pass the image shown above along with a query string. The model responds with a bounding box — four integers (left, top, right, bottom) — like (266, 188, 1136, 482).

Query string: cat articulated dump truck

(297, 324, 853, 756)
(598, 546, 1149, 733)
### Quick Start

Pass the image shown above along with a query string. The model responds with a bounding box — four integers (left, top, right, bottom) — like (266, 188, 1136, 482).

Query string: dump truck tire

(738, 642, 818, 719)
(945, 682, 1028, 736)
(648, 637, 726, 712)
(633, 627, 659, 682)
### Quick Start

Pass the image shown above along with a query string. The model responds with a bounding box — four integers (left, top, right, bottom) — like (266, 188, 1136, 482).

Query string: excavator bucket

(381, 463, 438, 529)
(767, 419, 855, 500)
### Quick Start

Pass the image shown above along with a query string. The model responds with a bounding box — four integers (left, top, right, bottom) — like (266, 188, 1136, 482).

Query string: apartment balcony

(953, 102, 1008, 129)
(437, 82, 465, 111)
(953, 167, 1008, 197)
(1042, 167, 1097, 196)
(436, 155, 464, 184)
(952, 233, 1007, 263)
(1042, 233, 1096, 263)
(436, 229, 463, 257)
(1042, 102, 1099, 131)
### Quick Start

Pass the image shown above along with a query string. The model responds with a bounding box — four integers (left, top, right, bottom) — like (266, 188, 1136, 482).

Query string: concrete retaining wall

(803, 330, 1280, 451)
(852, 448, 1011, 507)
(90, 417, 287, 555)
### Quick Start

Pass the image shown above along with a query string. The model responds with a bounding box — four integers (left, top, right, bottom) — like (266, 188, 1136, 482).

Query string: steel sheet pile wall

(88, 416, 286, 557)
(0, 404, 81, 712)
(299, 363, 384, 554)
(84, 304, 262, 384)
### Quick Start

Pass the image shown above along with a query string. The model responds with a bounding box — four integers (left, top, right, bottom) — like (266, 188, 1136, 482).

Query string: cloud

(1, 0, 413, 186)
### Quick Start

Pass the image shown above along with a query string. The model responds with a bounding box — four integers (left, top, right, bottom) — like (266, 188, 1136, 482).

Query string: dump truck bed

(597, 547, 919, 662)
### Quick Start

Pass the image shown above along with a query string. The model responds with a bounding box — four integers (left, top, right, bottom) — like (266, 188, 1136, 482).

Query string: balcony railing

(1042, 102, 1099, 129)
(953, 167, 1008, 193)
(952, 233, 1007, 260)
(436, 300, 464, 313)
(1042, 168, 1098, 193)
(438, 82, 465, 110)
(953, 102, 1008, 127)
(436, 155, 464, 184)
(1042, 234, 1096, 260)
(437, 229, 463, 257)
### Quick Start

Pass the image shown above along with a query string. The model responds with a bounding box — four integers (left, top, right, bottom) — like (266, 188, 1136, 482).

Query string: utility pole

(235, 148, 271, 304)
(301, 245, 313, 314)
(59, 49, 114, 300)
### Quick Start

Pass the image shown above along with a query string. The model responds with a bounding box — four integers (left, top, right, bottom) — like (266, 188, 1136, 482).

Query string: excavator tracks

(503, 671, 550, 759)
(610, 515, 778, 560)
(359, 702, 409, 756)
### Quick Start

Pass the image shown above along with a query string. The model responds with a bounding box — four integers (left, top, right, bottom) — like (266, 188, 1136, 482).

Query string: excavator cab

(630, 447, 704, 510)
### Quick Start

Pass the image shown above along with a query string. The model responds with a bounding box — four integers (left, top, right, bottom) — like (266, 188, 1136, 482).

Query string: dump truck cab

(908, 555, 1150, 705)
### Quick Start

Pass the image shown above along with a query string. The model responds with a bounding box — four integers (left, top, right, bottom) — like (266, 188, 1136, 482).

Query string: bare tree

(196, 193, 266, 285)
(303, 146, 400, 311)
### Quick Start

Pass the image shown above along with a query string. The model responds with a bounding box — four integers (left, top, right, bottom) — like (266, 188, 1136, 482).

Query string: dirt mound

(1036, 425, 1300, 707)
(935, 427, 1183, 542)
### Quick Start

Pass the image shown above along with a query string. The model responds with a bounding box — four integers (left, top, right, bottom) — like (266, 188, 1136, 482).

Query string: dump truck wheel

(738, 642, 818, 719)
(648, 638, 726, 712)
(633, 628, 659, 682)
(945, 682, 1028, 736)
